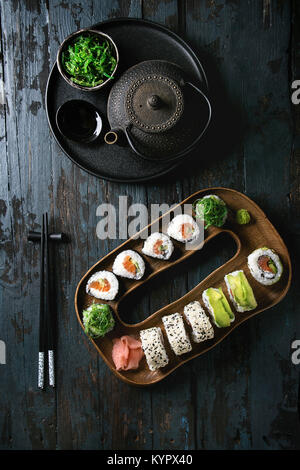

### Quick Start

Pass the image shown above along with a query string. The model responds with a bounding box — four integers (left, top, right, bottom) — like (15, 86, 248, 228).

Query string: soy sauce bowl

(56, 100, 102, 143)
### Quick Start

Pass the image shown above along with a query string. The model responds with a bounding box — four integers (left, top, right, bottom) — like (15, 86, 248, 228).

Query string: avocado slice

(227, 271, 257, 310)
(205, 287, 234, 328)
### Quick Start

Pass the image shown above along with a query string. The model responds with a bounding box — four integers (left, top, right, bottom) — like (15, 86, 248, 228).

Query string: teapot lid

(125, 75, 184, 133)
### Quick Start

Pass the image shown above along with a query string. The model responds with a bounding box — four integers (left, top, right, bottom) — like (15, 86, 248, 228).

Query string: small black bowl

(56, 100, 102, 143)
(57, 28, 119, 92)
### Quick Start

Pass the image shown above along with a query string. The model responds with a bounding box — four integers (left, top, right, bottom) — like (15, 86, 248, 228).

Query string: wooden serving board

(74, 188, 292, 386)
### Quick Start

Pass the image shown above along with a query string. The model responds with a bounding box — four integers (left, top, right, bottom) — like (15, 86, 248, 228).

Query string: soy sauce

(56, 100, 102, 143)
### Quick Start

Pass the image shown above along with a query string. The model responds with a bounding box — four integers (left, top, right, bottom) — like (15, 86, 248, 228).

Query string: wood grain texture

(0, 0, 299, 451)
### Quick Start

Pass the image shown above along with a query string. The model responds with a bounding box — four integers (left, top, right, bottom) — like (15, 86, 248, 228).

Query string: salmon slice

(123, 255, 137, 275)
(153, 239, 164, 255)
(258, 255, 275, 273)
(112, 335, 144, 371)
(181, 223, 194, 239)
(89, 279, 111, 292)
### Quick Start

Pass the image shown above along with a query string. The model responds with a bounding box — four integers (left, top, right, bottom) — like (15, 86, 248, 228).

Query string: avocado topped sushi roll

(183, 301, 214, 343)
(247, 247, 283, 286)
(202, 287, 235, 328)
(113, 250, 145, 280)
(142, 232, 174, 260)
(167, 214, 200, 243)
(162, 313, 192, 356)
(193, 194, 227, 229)
(86, 270, 119, 301)
(225, 270, 257, 312)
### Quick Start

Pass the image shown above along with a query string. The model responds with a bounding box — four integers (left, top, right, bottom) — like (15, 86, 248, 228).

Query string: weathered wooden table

(0, 0, 299, 450)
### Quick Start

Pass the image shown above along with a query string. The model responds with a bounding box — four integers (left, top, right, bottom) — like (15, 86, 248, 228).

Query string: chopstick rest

(28, 231, 67, 242)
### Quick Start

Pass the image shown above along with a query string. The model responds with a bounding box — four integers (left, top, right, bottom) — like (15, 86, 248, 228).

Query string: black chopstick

(38, 212, 55, 389)
(45, 213, 55, 387)
(38, 214, 45, 389)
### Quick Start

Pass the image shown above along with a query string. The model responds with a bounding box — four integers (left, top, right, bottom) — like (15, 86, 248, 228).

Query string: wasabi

(236, 209, 251, 225)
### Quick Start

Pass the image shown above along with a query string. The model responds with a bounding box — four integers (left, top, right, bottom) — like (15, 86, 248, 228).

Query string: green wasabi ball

(83, 303, 115, 338)
(236, 209, 251, 225)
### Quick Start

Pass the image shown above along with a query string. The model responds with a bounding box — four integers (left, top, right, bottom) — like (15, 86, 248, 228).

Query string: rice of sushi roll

(183, 301, 214, 343)
(162, 313, 192, 355)
(140, 327, 169, 371)
(224, 270, 257, 312)
(202, 287, 235, 328)
(247, 247, 283, 286)
(167, 214, 200, 243)
(86, 270, 119, 301)
(112, 250, 145, 280)
(142, 232, 174, 260)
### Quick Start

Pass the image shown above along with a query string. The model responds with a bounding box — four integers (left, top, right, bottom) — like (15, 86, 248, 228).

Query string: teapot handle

(124, 82, 212, 162)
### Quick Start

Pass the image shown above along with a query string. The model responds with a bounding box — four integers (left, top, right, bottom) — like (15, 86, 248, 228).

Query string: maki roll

(194, 194, 227, 229)
(167, 214, 200, 243)
(247, 247, 283, 286)
(142, 232, 174, 260)
(82, 303, 115, 339)
(183, 301, 214, 343)
(162, 313, 192, 356)
(113, 250, 145, 280)
(140, 327, 169, 371)
(225, 270, 257, 312)
(202, 287, 235, 328)
(86, 270, 119, 301)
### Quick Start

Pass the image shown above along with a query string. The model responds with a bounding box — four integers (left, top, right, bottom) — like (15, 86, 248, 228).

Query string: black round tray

(45, 18, 208, 183)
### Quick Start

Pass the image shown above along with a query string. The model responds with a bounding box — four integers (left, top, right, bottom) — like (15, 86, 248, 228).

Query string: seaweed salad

(62, 33, 117, 87)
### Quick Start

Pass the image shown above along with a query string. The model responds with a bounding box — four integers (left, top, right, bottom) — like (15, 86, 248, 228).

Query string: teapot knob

(147, 94, 162, 109)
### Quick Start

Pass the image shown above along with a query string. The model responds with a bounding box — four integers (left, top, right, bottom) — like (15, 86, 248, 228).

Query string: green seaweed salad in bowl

(57, 29, 119, 91)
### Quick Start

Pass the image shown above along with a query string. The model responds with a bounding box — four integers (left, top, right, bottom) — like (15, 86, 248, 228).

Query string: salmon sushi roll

(112, 250, 145, 280)
(142, 232, 174, 260)
(86, 270, 119, 301)
(247, 247, 283, 286)
(167, 214, 200, 243)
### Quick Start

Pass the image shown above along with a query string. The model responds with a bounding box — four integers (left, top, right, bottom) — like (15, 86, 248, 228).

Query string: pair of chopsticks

(38, 213, 55, 389)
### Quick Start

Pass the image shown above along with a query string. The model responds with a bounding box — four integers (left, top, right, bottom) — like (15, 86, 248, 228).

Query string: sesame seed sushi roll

(183, 301, 214, 343)
(162, 313, 192, 356)
(202, 287, 235, 328)
(86, 270, 119, 301)
(140, 327, 169, 371)
(167, 214, 200, 243)
(112, 250, 145, 280)
(247, 247, 283, 286)
(225, 270, 257, 312)
(142, 232, 174, 260)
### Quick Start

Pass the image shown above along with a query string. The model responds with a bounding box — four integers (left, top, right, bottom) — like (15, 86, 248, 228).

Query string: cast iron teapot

(104, 60, 211, 163)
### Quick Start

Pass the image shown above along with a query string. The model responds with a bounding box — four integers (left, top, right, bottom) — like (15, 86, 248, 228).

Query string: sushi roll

(167, 214, 200, 243)
(86, 270, 119, 301)
(112, 250, 145, 280)
(225, 270, 257, 312)
(247, 247, 283, 286)
(140, 327, 169, 371)
(142, 232, 174, 260)
(202, 287, 235, 328)
(162, 313, 192, 355)
(183, 301, 214, 343)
